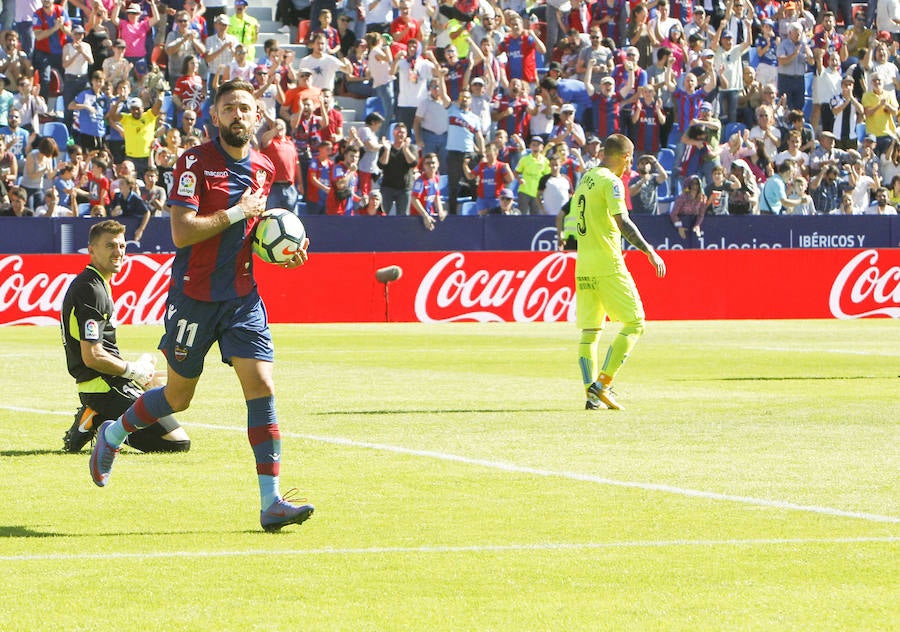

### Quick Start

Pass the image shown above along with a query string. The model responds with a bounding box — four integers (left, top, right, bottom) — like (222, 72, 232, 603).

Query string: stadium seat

(666, 124, 680, 149)
(657, 147, 675, 174)
(296, 20, 311, 44)
(438, 174, 449, 198)
(803, 72, 813, 98)
(41, 121, 70, 160)
(365, 96, 385, 119)
(856, 122, 867, 143)
(150, 44, 167, 72)
(460, 200, 478, 215)
(724, 122, 746, 141)
(803, 97, 812, 120)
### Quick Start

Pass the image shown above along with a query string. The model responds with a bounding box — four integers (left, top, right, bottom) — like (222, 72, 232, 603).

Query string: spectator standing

(111, 97, 163, 175)
(462, 141, 514, 213)
(12, 1, 41, 58)
(227, 0, 259, 61)
(205, 14, 238, 93)
(810, 164, 844, 214)
(103, 39, 133, 90)
(538, 155, 572, 216)
(812, 52, 843, 133)
(846, 157, 880, 213)
(862, 76, 899, 156)
(326, 145, 362, 215)
(116, 1, 160, 77)
(712, 17, 753, 125)
(166, 11, 206, 82)
(670, 174, 707, 238)
(395, 40, 434, 141)
(754, 19, 779, 88)
(497, 14, 546, 86)
(630, 85, 667, 159)
(290, 96, 322, 189)
(515, 136, 551, 215)
(20, 136, 59, 209)
(298, 32, 352, 91)
(69, 71, 109, 153)
(776, 24, 811, 113)
(1, 108, 31, 172)
(31, 0, 70, 100)
(318, 89, 344, 146)
(173, 56, 206, 118)
(410, 152, 446, 230)
(414, 78, 451, 165)
(61, 25, 94, 129)
(445, 89, 484, 215)
(305, 140, 333, 215)
(142, 167, 168, 214)
(629, 154, 668, 215)
(377, 123, 419, 215)
(355, 112, 384, 196)
(260, 118, 300, 213)
(493, 77, 533, 141)
(0, 31, 34, 89)
(109, 176, 151, 241)
(11, 76, 46, 133)
(830, 76, 864, 150)
(308, 9, 341, 55)
(366, 32, 395, 136)
(760, 159, 805, 214)
(222, 43, 255, 83)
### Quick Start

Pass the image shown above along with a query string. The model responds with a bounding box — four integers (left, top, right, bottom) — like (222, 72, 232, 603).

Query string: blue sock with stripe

(105, 387, 174, 448)
(247, 395, 282, 510)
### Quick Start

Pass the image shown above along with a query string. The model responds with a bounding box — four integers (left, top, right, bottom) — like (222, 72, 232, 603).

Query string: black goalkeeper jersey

(61, 265, 128, 391)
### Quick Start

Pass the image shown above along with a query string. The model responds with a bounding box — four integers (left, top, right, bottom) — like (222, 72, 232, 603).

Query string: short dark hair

(604, 134, 634, 159)
(89, 219, 125, 244)
(215, 79, 255, 105)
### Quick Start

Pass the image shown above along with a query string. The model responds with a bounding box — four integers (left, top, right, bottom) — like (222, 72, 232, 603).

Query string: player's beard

(220, 123, 253, 148)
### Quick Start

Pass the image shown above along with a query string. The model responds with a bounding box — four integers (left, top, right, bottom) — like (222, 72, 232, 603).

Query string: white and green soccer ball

(252, 209, 306, 264)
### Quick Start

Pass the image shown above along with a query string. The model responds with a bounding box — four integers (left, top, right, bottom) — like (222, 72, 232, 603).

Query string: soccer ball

(252, 209, 306, 264)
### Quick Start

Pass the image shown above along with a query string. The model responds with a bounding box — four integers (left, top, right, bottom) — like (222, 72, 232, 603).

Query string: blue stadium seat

(657, 147, 675, 174)
(724, 122, 746, 141)
(460, 200, 478, 215)
(856, 122, 867, 143)
(438, 174, 449, 197)
(365, 96, 385, 119)
(803, 97, 812, 120)
(803, 72, 813, 97)
(666, 124, 681, 149)
(41, 122, 70, 161)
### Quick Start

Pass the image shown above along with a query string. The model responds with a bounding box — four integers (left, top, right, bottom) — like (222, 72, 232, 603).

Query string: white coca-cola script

(829, 249, 900, 319)
(0, 255, 172, 326)
(414, 252, 577, 322)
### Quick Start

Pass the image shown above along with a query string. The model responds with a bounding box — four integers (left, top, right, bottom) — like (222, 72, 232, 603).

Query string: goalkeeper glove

(121, 358, 155, 388)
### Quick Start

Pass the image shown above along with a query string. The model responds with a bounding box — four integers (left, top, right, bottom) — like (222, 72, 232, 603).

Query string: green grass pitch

(0, 320, 897, 631)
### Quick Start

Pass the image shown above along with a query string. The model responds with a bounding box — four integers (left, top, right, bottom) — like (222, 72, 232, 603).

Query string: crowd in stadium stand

(0, 0, 898, 224)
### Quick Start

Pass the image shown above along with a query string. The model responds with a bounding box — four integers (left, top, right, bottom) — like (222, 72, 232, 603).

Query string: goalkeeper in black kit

(60, 220, 191, 453)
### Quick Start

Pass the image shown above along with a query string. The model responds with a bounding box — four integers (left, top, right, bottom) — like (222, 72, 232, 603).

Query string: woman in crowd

(20, 137, 60, 210)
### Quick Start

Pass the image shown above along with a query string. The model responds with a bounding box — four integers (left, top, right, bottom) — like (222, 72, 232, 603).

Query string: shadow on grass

(316, 408, 562, 415)
(0, 526, 65, 538)
(0, 449, 68, 457)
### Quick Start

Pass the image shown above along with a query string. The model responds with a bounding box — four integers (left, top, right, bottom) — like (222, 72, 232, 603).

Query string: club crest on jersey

(84, 319, 100, 340)
(174, 346, 189, 362)
(255, 169, 267, 189)
(177, 171, 197, 197)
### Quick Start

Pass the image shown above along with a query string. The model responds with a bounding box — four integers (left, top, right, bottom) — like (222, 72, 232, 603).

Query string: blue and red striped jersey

(474, 160, 509, 200)
(632, 99, 664, 155)
(166, 139, 274, 302)
(591, 92, 621, 138)
(672, 88, 707, 135)
(498, 33, 539, 83)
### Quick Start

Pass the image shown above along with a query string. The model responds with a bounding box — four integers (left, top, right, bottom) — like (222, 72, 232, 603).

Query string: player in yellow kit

(572, 134, 666, 410)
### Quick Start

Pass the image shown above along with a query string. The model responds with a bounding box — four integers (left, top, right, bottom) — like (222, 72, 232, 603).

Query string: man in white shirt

(204, 14, 239, 92)
(297, 32, 351, 91)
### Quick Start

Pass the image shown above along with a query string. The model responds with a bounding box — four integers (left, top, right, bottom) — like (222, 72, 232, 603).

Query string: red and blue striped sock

(105, 387, 174, 447)
(247, 395, 282, 510)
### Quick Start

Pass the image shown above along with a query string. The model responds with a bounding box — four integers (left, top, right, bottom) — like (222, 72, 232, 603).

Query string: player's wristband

(225, 205, 245, 225)
(121, 362, 135, 380)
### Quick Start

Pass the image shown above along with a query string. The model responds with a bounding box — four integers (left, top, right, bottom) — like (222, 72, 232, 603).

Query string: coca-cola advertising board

(1, 249, 898, 326)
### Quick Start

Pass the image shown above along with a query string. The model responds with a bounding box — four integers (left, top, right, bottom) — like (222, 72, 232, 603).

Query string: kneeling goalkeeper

(60, 220, 191, 453)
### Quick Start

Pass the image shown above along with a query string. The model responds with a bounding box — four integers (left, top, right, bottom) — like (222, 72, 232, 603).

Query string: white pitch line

(186, 423, 900, 525)
(4, 408, 898, 525)
(1, 537, 897, 563)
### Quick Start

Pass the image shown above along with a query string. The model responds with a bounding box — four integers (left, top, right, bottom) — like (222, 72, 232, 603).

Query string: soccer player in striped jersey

(463, 142, 515, 213)
(88, 80, 315, 532)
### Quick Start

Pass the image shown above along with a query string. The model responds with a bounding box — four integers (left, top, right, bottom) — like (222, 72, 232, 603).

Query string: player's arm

(80, 340, 154, 385)
(615, 212, 666, 277)
(169, 186, 266, 248)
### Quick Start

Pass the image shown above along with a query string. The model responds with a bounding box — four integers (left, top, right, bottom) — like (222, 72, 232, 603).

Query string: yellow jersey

(573, 165, 627, 276)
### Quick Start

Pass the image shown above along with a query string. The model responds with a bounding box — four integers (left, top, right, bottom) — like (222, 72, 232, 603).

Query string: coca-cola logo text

(0, 255, 172, 326)
(414, 252, 577, 322)
(829, 249, 900, 319)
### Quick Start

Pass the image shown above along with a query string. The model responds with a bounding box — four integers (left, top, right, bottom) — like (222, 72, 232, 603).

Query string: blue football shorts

(158, 288, 274, 379)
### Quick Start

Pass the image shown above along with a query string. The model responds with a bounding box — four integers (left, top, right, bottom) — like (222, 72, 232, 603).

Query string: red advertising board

(1, 249, 898, 326)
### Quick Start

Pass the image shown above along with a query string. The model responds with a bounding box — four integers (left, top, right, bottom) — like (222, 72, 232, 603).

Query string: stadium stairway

(248, 2, 365, 136)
